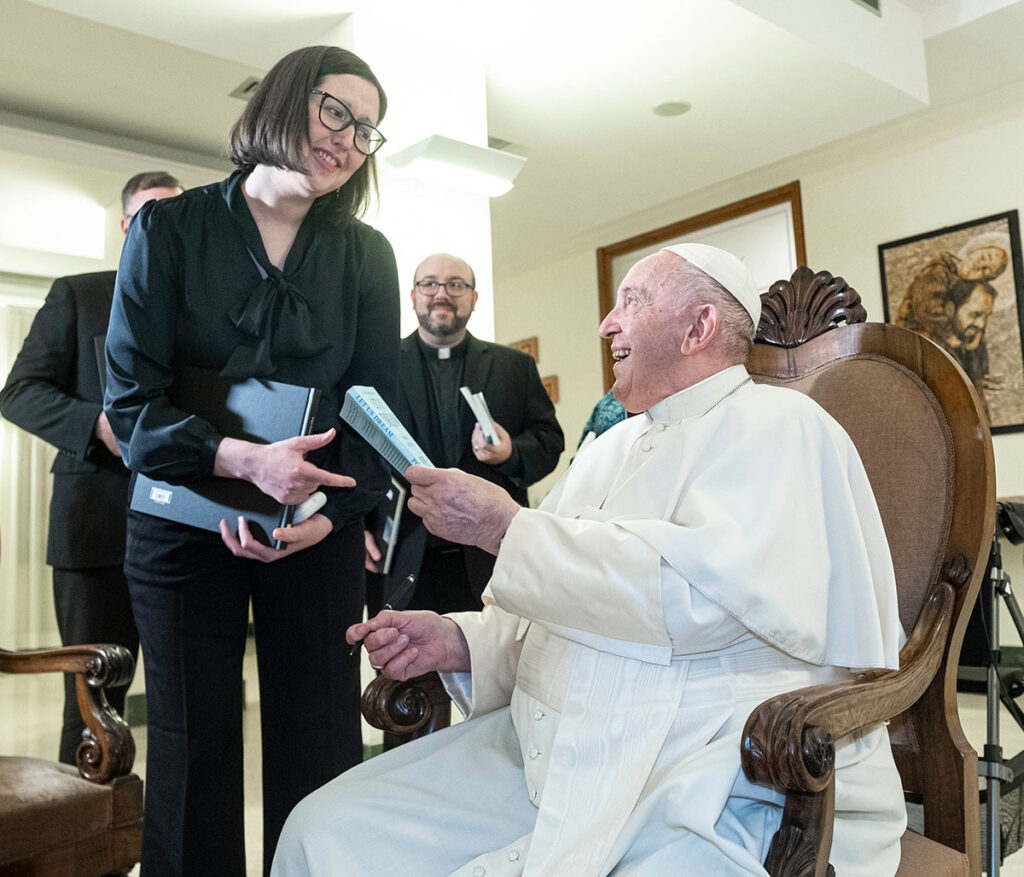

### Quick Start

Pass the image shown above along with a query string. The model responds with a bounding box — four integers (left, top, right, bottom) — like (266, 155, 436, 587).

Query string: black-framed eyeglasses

(414, 280, 474, 298)
(310, 89, 386, 156)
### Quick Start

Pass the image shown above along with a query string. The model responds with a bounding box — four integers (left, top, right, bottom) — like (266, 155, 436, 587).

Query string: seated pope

(271, 243, 907, 877)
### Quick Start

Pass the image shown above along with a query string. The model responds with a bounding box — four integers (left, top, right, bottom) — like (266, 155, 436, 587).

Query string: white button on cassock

(473, 867, 485, 877)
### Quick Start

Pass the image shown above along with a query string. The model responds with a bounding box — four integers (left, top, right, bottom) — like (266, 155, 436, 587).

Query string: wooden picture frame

(541, 375, 559, 403)
(596, 181, 806, 391)
(509, 336, 539, 363)
(879, 210, 1024, 433)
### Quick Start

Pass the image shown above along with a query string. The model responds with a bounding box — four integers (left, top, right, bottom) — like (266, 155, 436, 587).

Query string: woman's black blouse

(105, 170, 401, 525)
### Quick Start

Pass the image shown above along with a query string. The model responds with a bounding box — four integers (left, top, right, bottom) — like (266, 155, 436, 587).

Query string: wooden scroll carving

(76, 644, 137, 782)
(757, 267, 866, 348)
(361, 672, 451, 740)
(763, 825, 836, 877)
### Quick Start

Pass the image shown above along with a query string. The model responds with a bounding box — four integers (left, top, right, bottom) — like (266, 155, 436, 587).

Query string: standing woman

(104, 46, 399, 876)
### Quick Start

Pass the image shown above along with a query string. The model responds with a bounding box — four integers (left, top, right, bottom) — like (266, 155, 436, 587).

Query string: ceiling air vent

(229, 77, 262, 101)
(488, 136, 529, 157)
(850, 0, 880, 14)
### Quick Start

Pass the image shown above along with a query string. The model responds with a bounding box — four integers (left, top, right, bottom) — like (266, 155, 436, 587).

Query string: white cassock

(272, 364, 907, 877)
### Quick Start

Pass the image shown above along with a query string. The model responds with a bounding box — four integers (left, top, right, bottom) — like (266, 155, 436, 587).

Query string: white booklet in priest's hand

(460, 386, 498, 444)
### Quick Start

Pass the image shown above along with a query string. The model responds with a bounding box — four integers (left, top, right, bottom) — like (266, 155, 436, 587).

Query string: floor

(5, 647, 1024, 876)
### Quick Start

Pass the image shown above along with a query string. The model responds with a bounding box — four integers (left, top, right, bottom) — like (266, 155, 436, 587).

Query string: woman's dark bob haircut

(229, 45, 387, 224)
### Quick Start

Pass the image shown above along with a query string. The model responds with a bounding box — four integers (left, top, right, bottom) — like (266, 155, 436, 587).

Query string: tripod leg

(1000, 582, 1024, 653)
(987, 535, 1004, 875)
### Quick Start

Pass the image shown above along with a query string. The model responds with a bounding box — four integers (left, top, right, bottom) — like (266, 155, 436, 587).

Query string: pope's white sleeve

(440, 603, 525, 718)
(486, 508, 747, 659)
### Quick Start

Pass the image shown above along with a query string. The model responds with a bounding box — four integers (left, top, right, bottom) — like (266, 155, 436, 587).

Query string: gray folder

(129, 367, 321, 548)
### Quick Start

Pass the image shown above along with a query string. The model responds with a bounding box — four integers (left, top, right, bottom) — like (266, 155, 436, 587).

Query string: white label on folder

(149, 486, 173, 505)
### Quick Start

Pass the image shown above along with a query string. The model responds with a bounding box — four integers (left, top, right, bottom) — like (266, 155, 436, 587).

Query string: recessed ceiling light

(653, 101, 692, 117)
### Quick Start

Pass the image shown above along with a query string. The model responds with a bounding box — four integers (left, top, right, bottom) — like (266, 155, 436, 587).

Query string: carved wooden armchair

(0, 640, 142, 875)
(363, 266, 994, 877)
(740, 267, 992, 876)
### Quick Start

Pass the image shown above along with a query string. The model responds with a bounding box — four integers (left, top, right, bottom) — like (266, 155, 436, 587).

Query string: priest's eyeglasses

(310, 89, 387, 156)
(415, 280, 474, 298)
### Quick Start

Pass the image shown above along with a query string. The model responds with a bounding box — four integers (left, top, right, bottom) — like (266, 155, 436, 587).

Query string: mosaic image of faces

(882, 217, 1024, 429)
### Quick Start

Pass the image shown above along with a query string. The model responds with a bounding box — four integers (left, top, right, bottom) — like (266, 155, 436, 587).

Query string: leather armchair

(0, 642, 142, 876)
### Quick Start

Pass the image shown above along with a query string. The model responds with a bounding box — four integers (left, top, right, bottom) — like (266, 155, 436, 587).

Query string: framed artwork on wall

(879, 210, 1024, 433)
(595, 181, 806, 392)
(541, 375, 559, 403)
(508, 336, 539, 363)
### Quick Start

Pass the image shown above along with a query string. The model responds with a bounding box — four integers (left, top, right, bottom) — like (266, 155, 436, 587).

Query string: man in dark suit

(0, 171, 181, 762)
(365, 253, 564, 615)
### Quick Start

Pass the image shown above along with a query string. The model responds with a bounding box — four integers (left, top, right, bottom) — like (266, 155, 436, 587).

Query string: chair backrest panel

(751, 352, 954, 636)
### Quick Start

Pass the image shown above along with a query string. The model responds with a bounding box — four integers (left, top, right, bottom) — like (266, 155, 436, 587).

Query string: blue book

(339, 386, 434, 476)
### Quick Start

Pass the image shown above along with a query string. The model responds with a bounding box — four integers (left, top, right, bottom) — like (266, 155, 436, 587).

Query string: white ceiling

(2, 0, 1024, 274)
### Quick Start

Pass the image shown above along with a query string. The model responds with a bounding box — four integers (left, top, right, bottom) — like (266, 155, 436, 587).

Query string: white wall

(350, 7, 496, 342)
(495, 82, 1024, 639)
(494, 250, 604, 504)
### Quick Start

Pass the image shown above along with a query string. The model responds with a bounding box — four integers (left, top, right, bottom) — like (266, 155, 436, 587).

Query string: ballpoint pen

(349, 573, 416, 656)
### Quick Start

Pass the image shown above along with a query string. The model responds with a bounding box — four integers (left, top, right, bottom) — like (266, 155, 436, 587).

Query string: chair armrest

(742, 582, 954, 794)
(361, 672, 452, 740)
(0, 643, 134, 684)
(0, 644, 136, 782)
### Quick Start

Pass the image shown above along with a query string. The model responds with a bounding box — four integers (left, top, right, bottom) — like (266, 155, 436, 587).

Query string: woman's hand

(215, 428, 354, 504)
(219, 512, 333, 563)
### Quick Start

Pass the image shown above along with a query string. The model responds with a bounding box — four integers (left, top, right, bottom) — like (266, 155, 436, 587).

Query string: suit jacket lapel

(399, 333, 435, 452)
(461, 333, 494, 440)
(462, 333, 494, 386)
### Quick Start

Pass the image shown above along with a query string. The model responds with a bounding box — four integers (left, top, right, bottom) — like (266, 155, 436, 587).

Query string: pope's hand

(405, 466, 520, 555)
(347, 610, 470, 680)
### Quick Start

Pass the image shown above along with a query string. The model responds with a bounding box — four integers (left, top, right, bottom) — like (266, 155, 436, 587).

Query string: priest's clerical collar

(646, 364, 751, 422)
(416, 333, 469, 361)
